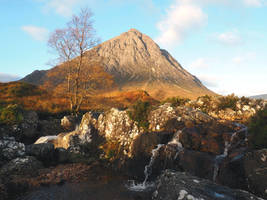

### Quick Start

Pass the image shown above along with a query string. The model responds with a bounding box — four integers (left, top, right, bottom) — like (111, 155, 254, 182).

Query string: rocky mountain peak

(21, 28, 214, 99)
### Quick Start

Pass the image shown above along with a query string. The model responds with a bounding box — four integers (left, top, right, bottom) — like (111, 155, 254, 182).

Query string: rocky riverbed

(0, 100, 266, 200)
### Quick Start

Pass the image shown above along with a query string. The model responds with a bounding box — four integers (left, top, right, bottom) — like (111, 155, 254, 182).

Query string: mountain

(250, 94, 267, 100)
(21, 28, 214, 100)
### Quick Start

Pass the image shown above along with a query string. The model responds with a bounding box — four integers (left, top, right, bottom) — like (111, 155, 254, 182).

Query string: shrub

(99, 140, 122, 161)
(0, 104, 24, 125)
(217, 94, 239, 111)
(248, 105, 267, 149)
(127, 100, 151, 130)
(162, 97, 190, 107)
(240, 96, 250, 105)
(197, 95, 213, 113)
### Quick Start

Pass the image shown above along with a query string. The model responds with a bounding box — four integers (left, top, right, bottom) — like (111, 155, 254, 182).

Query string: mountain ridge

(250, 94, 267, 100)
(21, 28, 215, 100)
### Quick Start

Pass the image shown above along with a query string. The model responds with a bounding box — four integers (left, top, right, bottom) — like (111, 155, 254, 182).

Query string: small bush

(0, 104, 24, 125)
(248, 105, 267, 149)
(162, 97, 190, 107)
(240, 96, 250, 105)
(127, 100, 151, 130)
(197, 95, 213, 113)
(217, 94, 239, 111)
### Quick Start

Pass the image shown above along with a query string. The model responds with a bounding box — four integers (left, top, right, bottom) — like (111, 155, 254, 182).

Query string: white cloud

(33, 0, 81, 17)
(232, 52, 256, 65)
(189, 58, 210, 69)
(0, 73, 21, 83)
(155, 1, 207, 47)
(215, 30, 243, 46)
(22, 26, 49, 41)
(243, 0, 265, 7)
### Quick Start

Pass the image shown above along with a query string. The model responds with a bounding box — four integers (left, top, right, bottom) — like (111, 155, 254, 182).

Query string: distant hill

(21, 28, 215, 100)
(250, 94, 267, 100)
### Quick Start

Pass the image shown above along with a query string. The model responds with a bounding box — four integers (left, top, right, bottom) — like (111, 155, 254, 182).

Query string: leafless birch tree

(48, 8, 99, 113)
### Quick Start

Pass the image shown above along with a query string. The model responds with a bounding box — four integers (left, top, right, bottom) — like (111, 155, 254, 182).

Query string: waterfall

(213, 123, 248, 182)
(168, 130, 184, 159)
(142, 144, 164, 187)
(126, 144, 164, 191)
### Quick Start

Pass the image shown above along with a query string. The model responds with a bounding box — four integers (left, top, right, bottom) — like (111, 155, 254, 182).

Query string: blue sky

(0, 0, 266, 96)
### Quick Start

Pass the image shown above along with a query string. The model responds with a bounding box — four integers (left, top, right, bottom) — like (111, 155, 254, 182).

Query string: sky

(0, 0, 266, 96)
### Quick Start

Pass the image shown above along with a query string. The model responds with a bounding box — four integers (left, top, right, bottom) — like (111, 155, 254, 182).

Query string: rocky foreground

(0, 98, 267, 199)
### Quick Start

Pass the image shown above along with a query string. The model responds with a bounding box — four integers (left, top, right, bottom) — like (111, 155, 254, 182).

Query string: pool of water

(17, 178, 153, 200)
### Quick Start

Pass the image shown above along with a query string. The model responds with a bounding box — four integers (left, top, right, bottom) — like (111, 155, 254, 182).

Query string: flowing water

(126, 131, 185, 192)
(126, 144, 164, 192)
(213, 123, 248, 182)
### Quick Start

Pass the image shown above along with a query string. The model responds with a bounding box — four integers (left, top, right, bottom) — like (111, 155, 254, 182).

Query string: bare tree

(48, 8, 99, 113)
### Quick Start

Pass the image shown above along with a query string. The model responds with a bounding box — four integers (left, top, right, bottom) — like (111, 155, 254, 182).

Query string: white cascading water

(126, 144, 164, 191)
(127, 130, 184, 191)
(213, 123, 248, 182)
(168, 130, 184, 159)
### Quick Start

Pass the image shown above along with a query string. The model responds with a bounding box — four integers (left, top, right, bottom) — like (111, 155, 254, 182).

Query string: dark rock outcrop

(0, 156, 43, 176)
(152, 170, 263, 200)
(26, 143, 56, 166)
(0, 137, 25, 166)
(243, 149, 267, 199)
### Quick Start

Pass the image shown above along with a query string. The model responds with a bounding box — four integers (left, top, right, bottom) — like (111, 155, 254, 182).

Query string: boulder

(26, 143, 56, 165)
(152, 170, 263, 200)
(0, 137, 25, 166)
(0, 156, 43, 176)
(98, 108, 142, 158)
(243, 149, 267, 199)
(61, 115, 78, 131)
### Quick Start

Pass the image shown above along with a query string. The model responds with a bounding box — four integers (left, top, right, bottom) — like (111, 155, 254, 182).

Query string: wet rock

(55, 148, 69, 163)
(178, 150, 215, 180)
(0, 137, 25, 166)
(148, 104, 243, 155)
(0, 156, 43, 176)
(26, 143, 56, 165)
(153, 170, 263, 200)
(216, 148, 248, 190)
(243, 149, 267, 199)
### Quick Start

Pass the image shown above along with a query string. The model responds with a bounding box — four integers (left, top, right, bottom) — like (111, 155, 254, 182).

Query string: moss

(0, 104, 24, 125)
(127, 100, 151, 130)
(248, 105, 267, 149)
